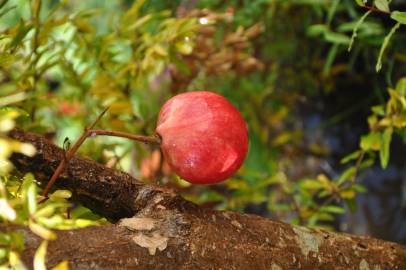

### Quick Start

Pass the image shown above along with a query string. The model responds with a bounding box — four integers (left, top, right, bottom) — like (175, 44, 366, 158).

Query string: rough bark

(7, 129, 406, 270)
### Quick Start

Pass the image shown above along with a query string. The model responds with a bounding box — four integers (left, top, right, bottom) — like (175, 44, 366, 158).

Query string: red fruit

(156, 91, 248, 184)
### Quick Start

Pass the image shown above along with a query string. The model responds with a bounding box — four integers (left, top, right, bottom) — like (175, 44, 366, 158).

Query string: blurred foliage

(0, 107, 105, 269)
(0, 0, 406, 266)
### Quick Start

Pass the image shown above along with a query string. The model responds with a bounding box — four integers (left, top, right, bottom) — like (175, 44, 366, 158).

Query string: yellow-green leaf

(52, 261, 69, 270)
(379, 127, 392, 169)
(0, 198, 16, 221)
(374, 0, 389, 13)
(391, 11, 406, 25)
(340, 150, 361, 164)
(27, 183, 37, 215)
(376, 22, 400, 72)
(29, 222, 56, 240)
(33, 241, 47, 270)
(340, 189, 355, 199)
(360, 132, 381, 151)
(49, 190, 72, 200)
(9, 251, 27, 270)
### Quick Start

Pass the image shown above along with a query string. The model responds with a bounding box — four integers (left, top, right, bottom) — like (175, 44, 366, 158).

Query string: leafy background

(0, 0, 405, 268)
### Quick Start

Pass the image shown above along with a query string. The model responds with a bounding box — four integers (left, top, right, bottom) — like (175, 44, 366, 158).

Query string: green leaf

(320, 205, 345, 214)
(374, 0, 390, 13)
(306, 24, 329, 36)
(0, 4, 16, 19)
(337, 166, 356, 185)
(340, 150, 361, 164)
(352, 184, 367, 193)
(300, 179, 323, 190)
(0, 248, 6, 259)
(360, 132, 381, 151)
(379, 127, 393, 169)
(35, 204, 61, 218)
(355, 0, 365, 7)
(360, 158, 375, 170)
(348, 10, 372, 52)
(391, 11, 406, 24)
(345, 198, 357, 212)
(376, 22, 400, 72)
(0, 106, 30, 118)
(396, 77, 406, 96)
(327, 0, 340, 25)
(49, 190, 72, 200)
(371, 105, 385, 116)
(323, 44, 339, 75)
(324, 31, 351, 44)
(34, 241, 47, 270)
(0, 0, 10, 10)
(316, 212, 335, 221)
(8, 20, 33, 49)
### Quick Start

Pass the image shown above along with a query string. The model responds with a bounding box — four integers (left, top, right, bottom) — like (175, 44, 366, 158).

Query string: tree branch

(7, 129, 406, 270)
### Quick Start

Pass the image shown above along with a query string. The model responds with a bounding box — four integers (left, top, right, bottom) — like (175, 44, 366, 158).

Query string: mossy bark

(7, 129, 406, 270)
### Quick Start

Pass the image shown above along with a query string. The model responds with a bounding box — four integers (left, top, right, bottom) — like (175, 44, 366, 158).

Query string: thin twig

(350, 150, 365, 184)
(361, 5, 390, 15)
(41, 107, 110, 199)
(88, 129, 161, 144)
(292, 197, 305, 226)
(40, 107, 161, 200)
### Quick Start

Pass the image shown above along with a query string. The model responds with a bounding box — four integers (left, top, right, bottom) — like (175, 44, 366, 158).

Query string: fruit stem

(88, 129, 161, 144)
(41, 107, 160, 200)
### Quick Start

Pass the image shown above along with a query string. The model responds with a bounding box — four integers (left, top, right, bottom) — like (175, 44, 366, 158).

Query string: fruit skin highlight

(156, 91, 248, 184)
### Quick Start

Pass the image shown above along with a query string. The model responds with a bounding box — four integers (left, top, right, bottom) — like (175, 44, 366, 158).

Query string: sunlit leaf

(51, 261, 69, 270)
(0, 247, 6, 259)
(29, 222, 56, 240)
(27, 182, 37, 215)
(300, 179, 323, 190)
(360, 132, 381, 151)
(374, 0, 389, 13)
(9, 251, 27, 270)
(0, 198, 16, 221)
(33, 241, 47, 270)
(49, 190, 72, 200)
(391, 11, 406, 24)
